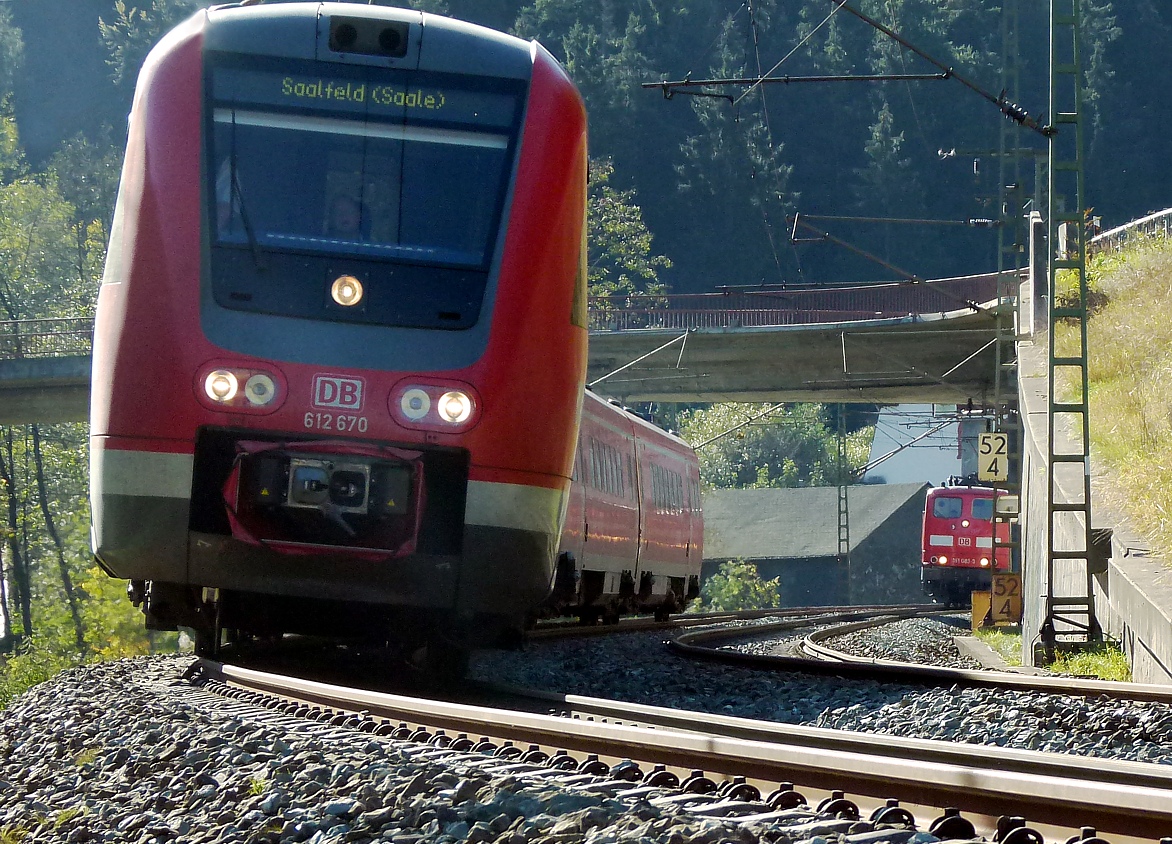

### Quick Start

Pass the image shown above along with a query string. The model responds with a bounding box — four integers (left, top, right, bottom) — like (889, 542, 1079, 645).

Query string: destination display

(211, 64, 520, 129)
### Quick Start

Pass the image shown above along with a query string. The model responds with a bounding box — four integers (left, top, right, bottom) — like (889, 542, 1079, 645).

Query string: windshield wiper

(228, 116, 266, 272)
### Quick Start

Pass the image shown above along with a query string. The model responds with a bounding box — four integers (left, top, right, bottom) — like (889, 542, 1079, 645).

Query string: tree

(677, 403, 872, 489)
(587, 157, 671, 299)
(99, 0, 197, 93)
(699, 559, 780, 611)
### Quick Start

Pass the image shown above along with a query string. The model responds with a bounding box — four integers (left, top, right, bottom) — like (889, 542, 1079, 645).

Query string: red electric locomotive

(921, 483, 1010, 606)
(90, 2, 590, 669)
(553, 391, 702, 623)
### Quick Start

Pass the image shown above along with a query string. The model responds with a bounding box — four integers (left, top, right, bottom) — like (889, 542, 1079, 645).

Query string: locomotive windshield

(970, 497, 994, 521)
(931, 496, 963, 519)
(204, 55, 525, 329)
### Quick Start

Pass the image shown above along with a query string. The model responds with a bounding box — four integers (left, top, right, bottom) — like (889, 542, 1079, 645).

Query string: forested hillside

(8, 0, 1168, 293)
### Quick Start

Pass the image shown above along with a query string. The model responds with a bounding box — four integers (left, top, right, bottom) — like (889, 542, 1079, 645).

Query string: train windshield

(932, 496, 963, 519)
(970, 497, 994, 521)
(206, 60, 523, 269)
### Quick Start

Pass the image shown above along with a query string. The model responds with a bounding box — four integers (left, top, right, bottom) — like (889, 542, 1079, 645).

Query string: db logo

(312, 375, 365, 410)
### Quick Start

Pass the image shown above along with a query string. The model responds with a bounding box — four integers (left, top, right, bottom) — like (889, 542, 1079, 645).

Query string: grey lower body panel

(95, 491, 556, 620)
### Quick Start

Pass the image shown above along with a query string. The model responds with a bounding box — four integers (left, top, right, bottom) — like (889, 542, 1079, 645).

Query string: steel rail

(670, 610, 1172, 703)
(529, 604, 933, 640)
(206, 660, 1172, 838)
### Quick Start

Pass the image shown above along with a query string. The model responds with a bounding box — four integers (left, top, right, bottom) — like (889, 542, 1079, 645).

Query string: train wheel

(193, 625, 220, 658)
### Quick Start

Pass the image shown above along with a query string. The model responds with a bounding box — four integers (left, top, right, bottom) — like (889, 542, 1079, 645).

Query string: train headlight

(399, 388, 430, 421)
(979, 557, 990, 566)
(197, 363, 285, 414)
(205, 370, 239, 402)
(961, 519, 970, 528)
(331, 275, 364, 307)
(938, 555, 949, 565)
(390, 381, 480, 432)
(244, 373, 277, 406)
(437, 391, 472, 424)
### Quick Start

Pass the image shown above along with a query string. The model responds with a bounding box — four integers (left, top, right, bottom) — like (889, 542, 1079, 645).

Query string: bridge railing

(588, 273, 1001, 332)
(1090, 207, 1172, 256)
(0, 318, 94, 360)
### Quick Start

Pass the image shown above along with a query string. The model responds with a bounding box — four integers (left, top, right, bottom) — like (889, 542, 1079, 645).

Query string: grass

(1048, 643, 1132, 681)
(1055, 236, 1172, 562)
(975, 628, 1023, 666)
(975, 628, 1131, 680)
(0, 644, 81, 710)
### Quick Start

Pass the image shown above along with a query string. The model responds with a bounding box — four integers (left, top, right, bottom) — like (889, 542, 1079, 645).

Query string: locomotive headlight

(204, 370, 239, 402)
(331, 275, 364, 307)
(938, 555, 949, 565)
(437, 390, 472, 424)
(399, 388, 430, 421)
(979, 557, 990, 566)
(244, 373, 277, 406)
(961, 519, 970, 528)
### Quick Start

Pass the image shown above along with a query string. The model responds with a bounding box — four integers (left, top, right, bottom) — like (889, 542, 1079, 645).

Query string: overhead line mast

(1039, 0, 1101, 657)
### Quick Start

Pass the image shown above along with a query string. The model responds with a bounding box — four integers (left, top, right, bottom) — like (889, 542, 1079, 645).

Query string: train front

(89, 3, 589, 653)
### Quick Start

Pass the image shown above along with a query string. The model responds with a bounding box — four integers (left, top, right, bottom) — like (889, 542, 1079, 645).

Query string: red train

(88, 3, 701, 672)
(554, 391, 701, 623)
(921, 482, 1010, 605)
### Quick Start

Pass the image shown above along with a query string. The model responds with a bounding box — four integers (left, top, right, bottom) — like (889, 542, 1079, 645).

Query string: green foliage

(0, 6, 23, 101)
(1047, 643, 1131, 681)
(974, 628, 1023, 666)
(0, 824, 29, 844)
(0, 641, 81, 710)
(99, 0, 197, 89)
(676, 403, 872, 489)
(1060, 237, 1172, 559)
(248, 776, 269, 797)
(587, 157, 671, 299)
(698, 559, 780, 611)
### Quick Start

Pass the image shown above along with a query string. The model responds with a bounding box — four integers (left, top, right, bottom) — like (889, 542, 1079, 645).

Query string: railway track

(198, 657, 1172, 842)
(669, 608, 1172, 703)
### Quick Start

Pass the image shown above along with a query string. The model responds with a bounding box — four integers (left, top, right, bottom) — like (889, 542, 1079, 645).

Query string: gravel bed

(470, 631, 1172, 765)
(0, 656, 950, 844)
(816, 616, 983, 670)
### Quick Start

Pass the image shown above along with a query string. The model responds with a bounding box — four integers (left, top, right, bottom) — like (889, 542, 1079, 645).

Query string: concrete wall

(849, 486, 929, 604)
(1018, 341, 1172, 682)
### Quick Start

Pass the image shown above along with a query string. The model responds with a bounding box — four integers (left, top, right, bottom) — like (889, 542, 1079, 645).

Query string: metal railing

(0, 318, 94, 360)
(0, 271, 1004, 358)
(1089, 207, 1172, 256)
(588, 273, 1001, 332)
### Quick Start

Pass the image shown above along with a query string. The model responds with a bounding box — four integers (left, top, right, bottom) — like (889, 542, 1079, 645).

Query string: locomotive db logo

(312, 375, 365, 410)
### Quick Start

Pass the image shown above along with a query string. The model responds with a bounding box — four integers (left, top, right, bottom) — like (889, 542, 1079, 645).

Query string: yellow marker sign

(991, 572, 1023, 624)
(978, 432, 1009, 482)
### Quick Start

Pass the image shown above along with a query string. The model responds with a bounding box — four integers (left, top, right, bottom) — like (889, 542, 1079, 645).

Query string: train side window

(932, 496, 963, 519)
(590, 439, 600, 489)
(971, 498, 994, 521)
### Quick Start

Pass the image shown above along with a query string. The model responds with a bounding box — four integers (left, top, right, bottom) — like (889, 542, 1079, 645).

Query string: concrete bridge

(0, 318, 93, 424)
(0, 271, 1009, 424)
(586, 273, 1008, 405)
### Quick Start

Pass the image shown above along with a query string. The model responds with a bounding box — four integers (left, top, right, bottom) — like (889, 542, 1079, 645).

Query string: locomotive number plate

(304, 412, 369, 433)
